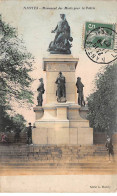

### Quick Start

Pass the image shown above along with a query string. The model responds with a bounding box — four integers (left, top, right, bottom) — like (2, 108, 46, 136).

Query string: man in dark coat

(105, 135, 114, 161)
(27, 122, 32, 145)
(14, 128, 21, 143)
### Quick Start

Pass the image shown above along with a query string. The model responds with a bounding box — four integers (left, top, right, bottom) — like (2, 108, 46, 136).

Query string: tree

(0, 15, 34, 132)
(3, 114, 26, 133)
(87, 62, 117, 134)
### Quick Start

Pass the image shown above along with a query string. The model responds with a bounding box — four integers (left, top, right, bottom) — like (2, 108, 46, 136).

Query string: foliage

(0, 15, 34, 132)
(87, 62, 117, 133)
(3, 113, 26, 132)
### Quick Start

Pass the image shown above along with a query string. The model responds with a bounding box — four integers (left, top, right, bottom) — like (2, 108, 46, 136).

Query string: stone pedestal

(32, 55, 93, 145)
(33, 103, 93, 145)
(43, 55, 78, 104)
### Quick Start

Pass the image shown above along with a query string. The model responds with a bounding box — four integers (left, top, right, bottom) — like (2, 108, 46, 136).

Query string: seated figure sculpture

(48, 14, 73, 54)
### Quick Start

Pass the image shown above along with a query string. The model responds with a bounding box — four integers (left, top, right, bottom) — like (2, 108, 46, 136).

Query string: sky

(0, 0, 117, 124)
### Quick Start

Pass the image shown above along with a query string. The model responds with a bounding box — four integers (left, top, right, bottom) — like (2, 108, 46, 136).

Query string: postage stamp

(84, 22, 117, 64)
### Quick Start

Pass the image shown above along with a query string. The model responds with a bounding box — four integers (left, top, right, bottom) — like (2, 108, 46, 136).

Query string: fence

(93, 132, 117, 144)
(0, 131, 117, 145)
(0, 132, 27, 143)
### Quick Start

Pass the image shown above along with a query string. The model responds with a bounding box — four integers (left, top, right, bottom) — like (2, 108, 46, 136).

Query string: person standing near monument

(105, 135, 114, 162)
(14, 125, 21, 143)
(37, 78, 45, 106)
(55, 71, 66, 102)
(76, 77, 85, 106)
(27, 122, 32, 145)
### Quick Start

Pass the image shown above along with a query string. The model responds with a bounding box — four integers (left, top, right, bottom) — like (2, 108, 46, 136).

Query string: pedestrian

(105, 135, 114, 162)
(14, 129, 20, 143)
(1, 132, 8, 143)
(27, 122, 32, 145)
(14, 123, 21, 143)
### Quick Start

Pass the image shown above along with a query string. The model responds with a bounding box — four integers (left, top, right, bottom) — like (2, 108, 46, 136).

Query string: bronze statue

(76, 77, 85, 106)
(48, 14, 73, 54)
(55, 72, 66, 102)
(37, 78, 45, 106)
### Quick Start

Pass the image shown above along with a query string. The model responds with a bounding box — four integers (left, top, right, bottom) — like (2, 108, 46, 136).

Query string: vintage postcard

(0, 0, 117, 193)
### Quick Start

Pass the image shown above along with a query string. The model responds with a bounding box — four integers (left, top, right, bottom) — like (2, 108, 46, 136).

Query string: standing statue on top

(37, 78, 45, 106)
(55, 72, 66, 102)
(76, 77, 85, 106)
(48, 14, 73, 54)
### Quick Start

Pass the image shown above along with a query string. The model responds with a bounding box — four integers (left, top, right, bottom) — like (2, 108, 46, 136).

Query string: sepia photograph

(0, 0, 117, 193)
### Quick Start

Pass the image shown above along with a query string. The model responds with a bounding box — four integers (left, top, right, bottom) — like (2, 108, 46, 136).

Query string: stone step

(0, 146, 116, 151)
(0, 162, 117, 170)
(0, 155, 116, 163)
(0, 145, 117, 159)
(0, 150, 116, 157)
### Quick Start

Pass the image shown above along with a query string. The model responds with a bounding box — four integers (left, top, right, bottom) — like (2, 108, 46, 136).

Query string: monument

(32, 14, 93, 145)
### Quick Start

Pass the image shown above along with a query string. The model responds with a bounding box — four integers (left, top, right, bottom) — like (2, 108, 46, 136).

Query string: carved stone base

(49, 50, 71, 54)
(32, 127, 93, 145)
(33, 103, 93, 145)
(57, 97, 67, 103)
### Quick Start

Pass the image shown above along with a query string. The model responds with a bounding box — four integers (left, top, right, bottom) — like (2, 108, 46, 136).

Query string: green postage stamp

(84, 22, 115, 49)
(84, 22, 117, 64)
